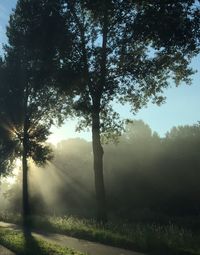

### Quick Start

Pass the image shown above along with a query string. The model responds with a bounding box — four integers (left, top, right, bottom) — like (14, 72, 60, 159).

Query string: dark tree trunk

(22, 99, 30, 226)
(22, 133, 30, 226)
(92, 110, 107, 222)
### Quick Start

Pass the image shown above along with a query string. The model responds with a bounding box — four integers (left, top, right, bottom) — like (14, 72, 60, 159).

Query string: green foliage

(0, 61, 54, 167)
(0, 128, 17, 177)
(0, 60, 17, 176)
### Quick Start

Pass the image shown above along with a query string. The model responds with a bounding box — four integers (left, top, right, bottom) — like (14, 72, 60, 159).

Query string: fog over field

(1, 120, 200, 220)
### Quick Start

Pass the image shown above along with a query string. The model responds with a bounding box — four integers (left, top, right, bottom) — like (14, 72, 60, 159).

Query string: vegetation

(0, 214, 200, 254)
(0, 227, 85, 255)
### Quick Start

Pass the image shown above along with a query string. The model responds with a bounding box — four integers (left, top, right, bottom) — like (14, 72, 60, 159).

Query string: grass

(37, 216, 200, 254)
(0, 212, 200, 254)
(0, 227, 85, 255)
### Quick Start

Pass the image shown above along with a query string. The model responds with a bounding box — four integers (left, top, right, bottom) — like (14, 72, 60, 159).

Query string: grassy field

(0, 213, 200, 254)
(0, 227, 85, 255)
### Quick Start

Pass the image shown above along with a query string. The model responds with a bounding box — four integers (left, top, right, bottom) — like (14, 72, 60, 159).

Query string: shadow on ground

(23, 226, 45, 255)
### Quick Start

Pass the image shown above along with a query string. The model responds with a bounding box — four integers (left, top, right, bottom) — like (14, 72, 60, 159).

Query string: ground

(0, 221, 144, 255)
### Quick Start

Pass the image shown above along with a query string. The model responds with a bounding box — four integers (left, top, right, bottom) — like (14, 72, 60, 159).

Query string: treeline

(2, 120, 200, 219)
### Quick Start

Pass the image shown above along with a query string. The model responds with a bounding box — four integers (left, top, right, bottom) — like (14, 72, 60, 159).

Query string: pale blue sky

(1, 1, 200, 144)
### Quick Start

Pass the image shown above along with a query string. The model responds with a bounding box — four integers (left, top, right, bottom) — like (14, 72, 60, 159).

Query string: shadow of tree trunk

(23, 226, 45, 255)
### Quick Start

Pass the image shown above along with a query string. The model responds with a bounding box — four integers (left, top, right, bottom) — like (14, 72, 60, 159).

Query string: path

(0, 245, 16, 255)
(0, 221, 145, 255)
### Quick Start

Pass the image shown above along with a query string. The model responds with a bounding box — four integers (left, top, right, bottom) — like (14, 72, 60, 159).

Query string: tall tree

(55, 0, 200, 221)
(0, 0, 66, 224)
(9, 0, 200, 221)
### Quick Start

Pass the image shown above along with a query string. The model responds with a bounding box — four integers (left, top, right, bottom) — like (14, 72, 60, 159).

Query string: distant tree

(121, 120, 155, 141)
(0, 0, 66, 224)
(166, 122, 200, 140)
(159, 123, 200, 215)
(165, 122, 200, 160)
(51, 0, 200, 221)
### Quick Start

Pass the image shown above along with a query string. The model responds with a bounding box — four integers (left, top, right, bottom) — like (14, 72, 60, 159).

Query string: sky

(0, 0, 200, 144)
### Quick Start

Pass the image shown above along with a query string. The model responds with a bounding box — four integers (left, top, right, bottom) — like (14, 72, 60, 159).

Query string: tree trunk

(92, 110, 107, 222)
(22, 124, 30, 226)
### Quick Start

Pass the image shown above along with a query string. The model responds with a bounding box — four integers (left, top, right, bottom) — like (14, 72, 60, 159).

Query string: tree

(0, 57, 57, 224)
(53, 0, 199, 221)
(8, 0, 200, 221)
(165, 122, 200, 161)
(0, 0, 66, 224)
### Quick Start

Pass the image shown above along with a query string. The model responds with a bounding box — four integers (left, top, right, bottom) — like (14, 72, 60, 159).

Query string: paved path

(0, 221, 145, 255)
(0, 245, 16, 255)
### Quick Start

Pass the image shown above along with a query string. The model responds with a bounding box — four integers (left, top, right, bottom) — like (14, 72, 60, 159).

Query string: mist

(1, 120, 200, 219)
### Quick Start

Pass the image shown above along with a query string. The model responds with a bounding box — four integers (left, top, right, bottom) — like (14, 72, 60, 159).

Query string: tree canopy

(59, 0, 200, 122)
